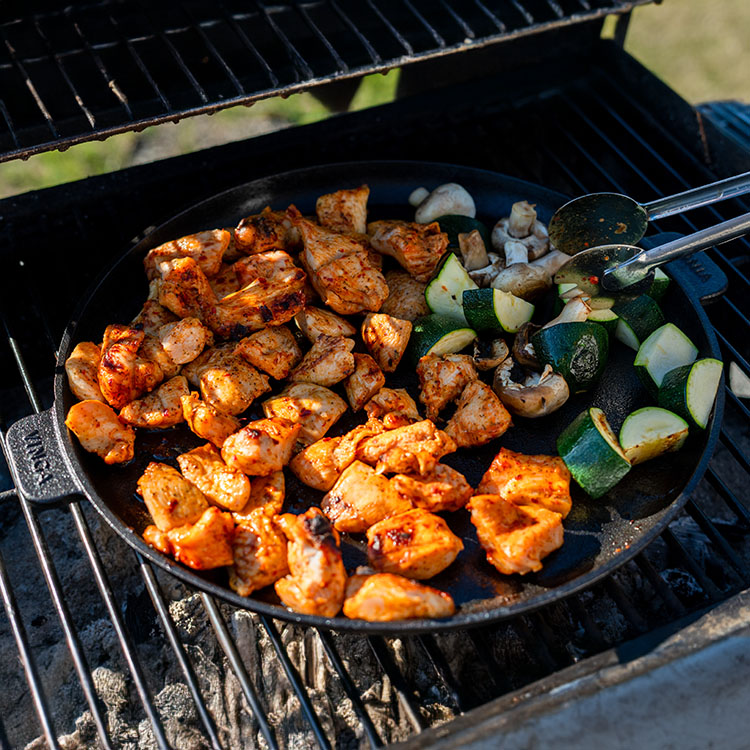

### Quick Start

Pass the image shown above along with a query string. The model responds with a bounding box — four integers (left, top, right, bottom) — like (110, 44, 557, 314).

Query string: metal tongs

(554, 212, 750, 295)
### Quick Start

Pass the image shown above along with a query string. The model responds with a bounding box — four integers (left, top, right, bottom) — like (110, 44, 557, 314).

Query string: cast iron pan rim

(50, 160, 724, 633)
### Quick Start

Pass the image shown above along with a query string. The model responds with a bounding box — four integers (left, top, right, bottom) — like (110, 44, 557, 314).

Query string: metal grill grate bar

(633, 554, 687, 618)
(417, 634, 466, 713)
(328, 2, 382, 65)
(294, 4, 349, 73)
(255, 2, 314, 81)
(218, 2, 278, 88)
(705, 466, 750, 527)
(662, 528, 721, 600)
(684, 500, 747, 582)
(604, 576, 649, 634)
(364, 0, 414, 54)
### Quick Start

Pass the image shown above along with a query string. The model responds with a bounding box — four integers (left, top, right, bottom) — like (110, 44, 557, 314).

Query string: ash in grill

(2, 2, 750, 749)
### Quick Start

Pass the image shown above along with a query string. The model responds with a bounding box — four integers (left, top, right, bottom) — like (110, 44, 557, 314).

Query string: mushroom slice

(493, 360, 569, 418)
(490, 263, 551, 301)
(543, 296, 591, 329)
(472, 338, 509, 372)
(458, 229, 489, 271)
(414, 183, 476, 224)
(512, 322, 542, 371)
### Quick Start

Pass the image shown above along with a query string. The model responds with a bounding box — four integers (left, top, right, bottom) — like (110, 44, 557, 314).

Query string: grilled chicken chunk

(137, 462, 208, 531)
(289, 437, 342, 492)
(321, 460, 412, 533)
(236, 325, 302, 380)
(233, 471, 285, 522)
(65, 400, 136, 465)
(157, 317, 213, 365)
(166, 506, 235, 570)
(132, 298, 178, 337)
(229, 510, 289, 596)
(361, 313, 412, 373)
(477, 447, 572, 518)
(364, 387, 421, 429)
(332, 419, 386, 473)
(367, 220, 449, 281)
(316, 185, 369, 234)
(143, 525, 172, 555)
(444, 381, 512, 448)
(380, 270, 430, 321)
(234, 206, 300, 255)
(221, 418, 301, 476)
(294, 306, 357, 342)
(367, 508, 463, 579)
(157, 257, 219, 324)
(134, 334, 181, 395)
(120, 375, 189, 428)
(65, 341, 105, 402)
(344, 353, 386, 411)
(262, 383, 347, 448)
(343, 573, 455, 622)
(98, 324, 145, 409)
(180, 392, 241, 448)
(356, 419, 456, 476)
(177, 443, 251, 511)
(289, 334, 355, 386)
(208, 262, 240, 299)
(416, 354, 478, 421)
(391, 464, 473, 513)
(144, 229, 230, 280)
(467, 493, 563, 575)
(274, 508, 347, 617)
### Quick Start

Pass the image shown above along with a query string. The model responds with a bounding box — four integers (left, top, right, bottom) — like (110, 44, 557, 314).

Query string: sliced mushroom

(543, 297, 591, 329)
(491, 263, 551, 301)
(415, 183, 476, 224)
(493, 359, 569, 418)
(409, 187, 430, 207)
(491, 201, 550, 261)
(504, 240, 528, 267)
(473, 338, 510, 371)
(531, 249, 573, 276)
(459, 230, 490, 271)
(513, 322, 542, 370)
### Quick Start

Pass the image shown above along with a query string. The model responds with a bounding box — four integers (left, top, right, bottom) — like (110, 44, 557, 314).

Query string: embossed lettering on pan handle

(5, 409, 80, 504)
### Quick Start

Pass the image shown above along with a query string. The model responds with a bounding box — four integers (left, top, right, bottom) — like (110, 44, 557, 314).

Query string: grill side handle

(5, 409, 80, 505)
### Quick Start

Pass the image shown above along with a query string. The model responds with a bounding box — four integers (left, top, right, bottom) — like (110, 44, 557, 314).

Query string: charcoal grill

(2, 2, 750, 748)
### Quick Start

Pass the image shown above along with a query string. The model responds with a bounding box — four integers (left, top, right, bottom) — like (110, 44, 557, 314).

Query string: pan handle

(5, 409, 81, 505)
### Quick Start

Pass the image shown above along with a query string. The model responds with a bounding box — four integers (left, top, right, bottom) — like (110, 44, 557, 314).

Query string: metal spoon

(554, 212, 750, 296)
(548, 171, 750, 256)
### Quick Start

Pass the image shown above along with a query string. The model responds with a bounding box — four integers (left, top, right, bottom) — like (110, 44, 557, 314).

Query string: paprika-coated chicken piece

(321, 460, 412, 533)
(233, 249, 303, 289)
(294, 306, 357, 343)
(180, 392, 241, 448)
(134, 334, 181, 395)
(236, 325, 302, 380)
(332, 419, 386, 473)
(132, 297, 178, 337)
(232, 471, 285, 522)
(166, 506, 235, 570)
(65, 400, 136, 465)
(417, 353, 478, 421)
(289, 437, 342, 492)
(208, 262, 240, 299)
(289, 334, 355, 387)
(367, 220, 449, 282)
(380, 270, 429, 322)
(367, 508, 464, 580)
(343, 573, 455, 622)
(361, 313, 412, 373)
(478, 448, 573, 518)
(315, 185, 369, 234)
(120, 375, 189, 429)
(98, 324, 145, 409)
(344, 353, 386, 411)
(467, 493, 563, 575)
(137, 462, 208, 531)
(234, 206, 301, 255)
(176, 443, 251, 512)
(65, 341, 105, 402)
(221, 418, 301, 476)
(157, 257, 219, 324)
(444, 381, 512, 448)
(364, 387, 421, 429)
(274, 508, 347, 617)
(144, 229, 230, 280)
(391, 463, 473, 513)
(157, 317, 214, 365)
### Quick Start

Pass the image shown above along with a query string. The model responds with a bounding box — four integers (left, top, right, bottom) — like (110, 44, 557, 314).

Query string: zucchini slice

(657, 358, 723, 429)
(646, 268, 671, 302)
(424, 252, 478, 323)
(613, 295, 666, 351)
(634, 323, 698, 397)
(619, 407, 689, 465)
(436, 214, 491, 249)
(557, 407, 631, 499)
(410, 314, 478, 362)
(587, 308, 619, 336)
(463, 288, 535, 334)
(588, 296, 616, 311)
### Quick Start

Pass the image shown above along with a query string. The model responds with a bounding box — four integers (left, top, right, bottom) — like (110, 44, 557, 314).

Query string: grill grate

(1, 43, 750, 748)
(0, 0, 652, 162)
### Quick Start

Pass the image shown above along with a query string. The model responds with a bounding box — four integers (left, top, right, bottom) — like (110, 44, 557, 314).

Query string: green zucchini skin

(657, 358, 723, 430)
(587, 308, 619, 336)
(435, 214, 491, 249)
(612, 295, 665, 351)
(463, 288, 535, 334)
(424, 252, 478, 323)
(531, 321, 609, 393)
(646, 268, 671, 302)
(634, 323, 698, 399)
(409, 313, 478, 364)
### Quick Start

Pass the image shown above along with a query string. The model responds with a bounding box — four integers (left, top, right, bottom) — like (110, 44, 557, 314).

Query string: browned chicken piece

(321, 460, 412, 533)
(131, 335, 181, 401)
(289, 334, 355, 387)
(234, 206, 300, 255)
(477, 447, 572, 518)
(367, 508, 463, 579)
(98, 324, 145, 409)
(343, 573, 455, 622)
(221, 418, 301, 476)
(444, 381, 512, 448)
(166, 506, 235, 570)
(380, 270, 430, 321)
(316, 185, 369, 234)
(180, 344, 220, 387)
(416, 354, 478, 421)
(120, 375, 189, 429)
(137, 461, 208, 531)
(132, 298, 178, 337)
(274, 508, 347, 617)
(229, 509, 289, 596)
(391, 464, 473, 513)
(158, 317, 213, 365)
(144, 229, 230, 280)
(236, 326, 302, 380)
(232, 249, 300, 288)
(361, 313, 412, 373)
(157, 257, 219, 324)
(368, 220, 449, 282)
(176, 443, 251, 512)
(332, 419, 386, 473)
(356, 419, 456, 476)
(209, 262, 240, 299)
(290, 206, 388, 315)
(181, 392, 241, 448)
(364, 387, 421, 429)
(143, 525, 172, 555)
(467, 493, 563, 575)
(344, 353, 386, 411)
(65, 341, 105, 402)
(289, 437, 342, 492)
(294, 306, 357, 342)
(233, 471, 285, 522)
(262, 383, 347, 448)
(65, 400, 136, 465)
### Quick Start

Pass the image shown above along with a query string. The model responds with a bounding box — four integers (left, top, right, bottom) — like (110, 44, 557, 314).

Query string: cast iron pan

(5, 161, 726, 634)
